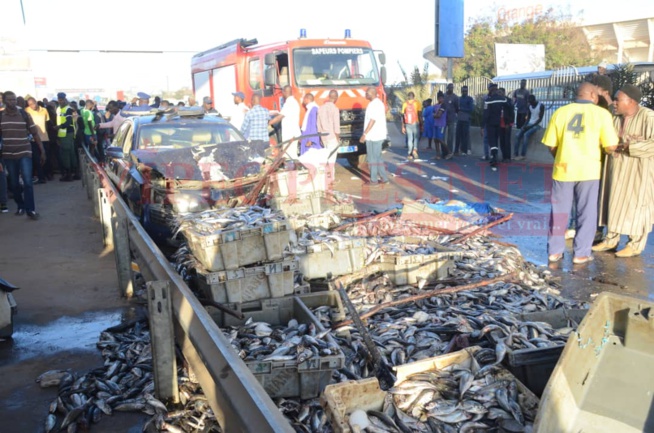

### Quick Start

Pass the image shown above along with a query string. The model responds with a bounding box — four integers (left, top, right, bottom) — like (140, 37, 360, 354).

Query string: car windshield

(293, 47, 379, 86)
(137, 122, 244, 149)
(134, 122, 267, 182)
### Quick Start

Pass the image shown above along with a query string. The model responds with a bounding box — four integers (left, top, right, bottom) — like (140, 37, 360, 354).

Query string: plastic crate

(219, 296, 345, 399)
(322, 346, 539, 433)
(297, 290, 347, 323)
(503, 308, 587, 397)
(297, 238, 367, 280)
(195, 259, 298, 304)
(377, 245, 460, 285)
(268, 168, 327, 197)
(183, 220, 292, 272)
(267, 191, 353, 217)
(204, 283, 310, 326)
(535, 293, 654, 433)
(287, 208, 357, 231)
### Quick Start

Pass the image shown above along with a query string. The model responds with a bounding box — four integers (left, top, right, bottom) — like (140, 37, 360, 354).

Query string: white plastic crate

(183, 220, 291, 272)
(219, 296, 345, 399)
(296, 238, 367, 280)
(195, 259, 298, 304)
(268, 168, 328, 197)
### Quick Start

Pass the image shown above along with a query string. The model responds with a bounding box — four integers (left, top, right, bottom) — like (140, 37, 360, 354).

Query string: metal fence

(426, 67, 654, 128)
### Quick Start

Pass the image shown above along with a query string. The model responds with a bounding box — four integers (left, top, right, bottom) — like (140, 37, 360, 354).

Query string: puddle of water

(0, 308, 137, 363)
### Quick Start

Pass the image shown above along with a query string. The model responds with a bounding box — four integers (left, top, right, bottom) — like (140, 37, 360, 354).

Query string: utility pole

(19, 0, 26, 25)
(447, 58, 453, 83)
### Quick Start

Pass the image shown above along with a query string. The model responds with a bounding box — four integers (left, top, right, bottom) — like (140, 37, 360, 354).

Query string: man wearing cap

(126, 92, 151, 112)
(54, 92, 77, 181)
(229, 92, 249, 130)
(594, 85, 654, 257)
(202, 97, 219, 115)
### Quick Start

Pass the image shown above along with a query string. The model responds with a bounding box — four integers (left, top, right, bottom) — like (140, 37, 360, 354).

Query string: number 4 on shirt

(567, 113, 584, 137)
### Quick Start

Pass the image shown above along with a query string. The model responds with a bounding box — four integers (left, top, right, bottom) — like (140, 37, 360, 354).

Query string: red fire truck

(190, 31, 388, 167)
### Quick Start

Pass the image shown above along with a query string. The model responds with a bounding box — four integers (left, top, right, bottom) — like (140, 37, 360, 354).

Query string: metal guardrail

(79, 149, 294, 433)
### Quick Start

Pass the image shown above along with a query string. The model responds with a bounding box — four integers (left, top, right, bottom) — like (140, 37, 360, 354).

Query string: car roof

(132, 115, 228, 126)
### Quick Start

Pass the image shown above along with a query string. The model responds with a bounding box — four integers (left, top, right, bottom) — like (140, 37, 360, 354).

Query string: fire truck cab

(191, 32, 388, 167)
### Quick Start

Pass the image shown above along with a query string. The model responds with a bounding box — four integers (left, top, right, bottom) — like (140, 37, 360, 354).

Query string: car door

(106, 121, 134, 191)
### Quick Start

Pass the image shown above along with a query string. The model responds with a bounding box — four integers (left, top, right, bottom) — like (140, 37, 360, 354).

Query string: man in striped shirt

(0, 91, 45, 219)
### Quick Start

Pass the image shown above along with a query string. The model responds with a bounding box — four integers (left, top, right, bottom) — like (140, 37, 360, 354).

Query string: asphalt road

(333, 121, 654, 301)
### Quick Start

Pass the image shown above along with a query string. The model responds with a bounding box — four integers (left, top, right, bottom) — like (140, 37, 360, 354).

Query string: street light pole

(19, 0, 26, 25)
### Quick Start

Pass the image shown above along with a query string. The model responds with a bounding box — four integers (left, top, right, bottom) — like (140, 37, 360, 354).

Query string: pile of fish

(162, 202, 589, 433)
(173, 205, 286, 236)
(286, 229, 355, 257)
(221, 317, 340, 364)
(344, 216, 440, 238)
(365, 237, 442, 265)
(287, 209, 351, 231)
(373, 349, 537, 432)
(277, 398, 330, 433)
(39, 316, 222, 433)
(327, 278, 585, 380)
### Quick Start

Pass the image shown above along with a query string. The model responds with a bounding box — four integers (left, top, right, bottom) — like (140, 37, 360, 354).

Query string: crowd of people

(398, 79, 546, 171)
(0, 90, 224, 219)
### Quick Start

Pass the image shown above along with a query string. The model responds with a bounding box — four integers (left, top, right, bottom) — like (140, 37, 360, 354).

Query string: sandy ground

(0, 179, 146, 433)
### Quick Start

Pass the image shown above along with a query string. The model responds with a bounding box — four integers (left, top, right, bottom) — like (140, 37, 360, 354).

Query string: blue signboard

(435, 0, 464, 58)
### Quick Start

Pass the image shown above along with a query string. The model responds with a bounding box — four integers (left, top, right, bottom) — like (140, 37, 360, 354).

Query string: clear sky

(2, 0, 654, 96)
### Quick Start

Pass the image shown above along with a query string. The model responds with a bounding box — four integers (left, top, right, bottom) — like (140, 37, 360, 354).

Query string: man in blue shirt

(455, 85, 474, 155)
(125, 92, 152, 112)
(240, 94, 269, 145)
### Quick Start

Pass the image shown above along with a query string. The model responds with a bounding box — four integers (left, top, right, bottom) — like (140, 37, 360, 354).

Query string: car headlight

(171, 194, 206, 214)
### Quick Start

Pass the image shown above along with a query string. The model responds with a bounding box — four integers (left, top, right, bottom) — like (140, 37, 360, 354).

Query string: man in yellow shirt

(25, 97, 50, 183)
(542, 83, 618, 264)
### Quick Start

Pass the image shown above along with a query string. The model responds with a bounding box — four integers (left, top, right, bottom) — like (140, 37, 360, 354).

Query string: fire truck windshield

(293, 47, 379, 87)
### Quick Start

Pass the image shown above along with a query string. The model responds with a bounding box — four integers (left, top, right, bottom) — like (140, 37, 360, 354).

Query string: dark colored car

(104, 108, 269, 241)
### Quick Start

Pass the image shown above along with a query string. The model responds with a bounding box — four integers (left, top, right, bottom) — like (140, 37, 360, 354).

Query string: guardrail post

(98, 189, 114, 247)
(147, 281, 179, 404)
(80, 153, 87, 188)
(112, 213, 134, 298)
(91, 175, 101, 218)
(86, 168, 94, 200)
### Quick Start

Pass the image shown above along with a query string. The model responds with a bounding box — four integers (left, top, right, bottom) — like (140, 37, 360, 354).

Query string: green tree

(453, 9, 600, 81)
(610, 63, 654, 109)
(386, 63, 434, 121)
